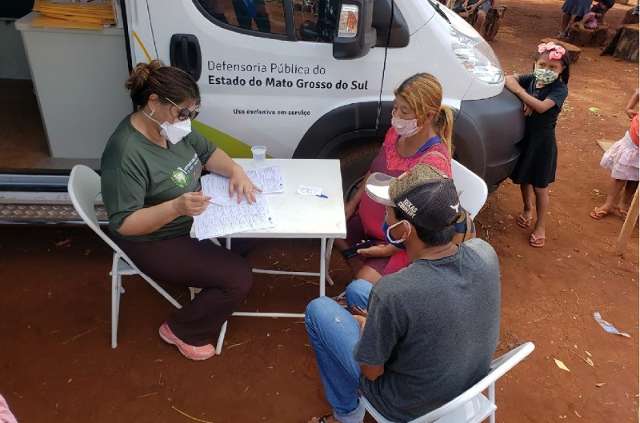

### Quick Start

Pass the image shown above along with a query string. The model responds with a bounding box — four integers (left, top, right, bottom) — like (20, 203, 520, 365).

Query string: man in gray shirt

(305, 164, 500, 423)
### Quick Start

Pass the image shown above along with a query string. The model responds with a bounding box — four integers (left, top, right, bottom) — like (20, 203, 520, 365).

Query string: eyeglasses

(165, 97, 200, 121)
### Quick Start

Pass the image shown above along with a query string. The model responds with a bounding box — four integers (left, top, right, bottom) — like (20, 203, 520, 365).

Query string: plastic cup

(251, 145, 267, 162)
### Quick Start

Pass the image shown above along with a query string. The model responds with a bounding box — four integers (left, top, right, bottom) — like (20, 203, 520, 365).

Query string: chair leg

(216, 321, 228, 355)
(325, 238, 335, 286)
(489, 382, 496, 423)
(111, 271, 121, 349)
(189, 287, 202, 301)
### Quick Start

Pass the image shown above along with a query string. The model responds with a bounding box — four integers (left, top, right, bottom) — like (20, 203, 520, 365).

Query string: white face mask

(391, 114, 420, 137)
(143, 109, 192, 144)
(160, 119, 192, 144)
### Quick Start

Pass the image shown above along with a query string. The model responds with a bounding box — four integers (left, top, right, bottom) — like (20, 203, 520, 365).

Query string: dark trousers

(116, 235, 253, 346)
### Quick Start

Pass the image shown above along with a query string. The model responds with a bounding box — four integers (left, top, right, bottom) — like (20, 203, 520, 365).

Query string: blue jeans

(305, 280, 373, 423)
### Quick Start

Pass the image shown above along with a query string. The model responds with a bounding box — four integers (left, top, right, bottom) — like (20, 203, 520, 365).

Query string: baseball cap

(365, 164, 461, 231)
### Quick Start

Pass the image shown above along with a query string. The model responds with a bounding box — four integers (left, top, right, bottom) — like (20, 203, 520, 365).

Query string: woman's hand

(357, 244, 397, 258)
(229, 165, 260, 203)
(172, 191, 211, 217)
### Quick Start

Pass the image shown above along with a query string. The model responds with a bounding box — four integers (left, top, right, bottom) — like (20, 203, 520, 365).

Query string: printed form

(192, 167, 284, 239)
(202, 166, 284, 206)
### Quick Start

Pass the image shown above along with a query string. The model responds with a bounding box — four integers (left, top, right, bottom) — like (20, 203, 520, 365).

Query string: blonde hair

(394, 73, 454, 156)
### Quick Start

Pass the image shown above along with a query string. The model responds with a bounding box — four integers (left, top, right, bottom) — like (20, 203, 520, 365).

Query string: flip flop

(529, 233, 545, 248)
(516, 214, 533, 229)
(590, 206, 610, 220)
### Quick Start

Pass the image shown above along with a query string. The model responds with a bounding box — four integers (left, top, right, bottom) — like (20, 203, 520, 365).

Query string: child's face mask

(533, 66, 559, 85)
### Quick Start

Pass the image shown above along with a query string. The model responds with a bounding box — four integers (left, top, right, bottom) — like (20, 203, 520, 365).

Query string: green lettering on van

(192, 120, 253, 158)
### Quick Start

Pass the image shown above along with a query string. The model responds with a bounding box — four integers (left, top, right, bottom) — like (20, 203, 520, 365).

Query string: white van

(0, 0, 524, 223)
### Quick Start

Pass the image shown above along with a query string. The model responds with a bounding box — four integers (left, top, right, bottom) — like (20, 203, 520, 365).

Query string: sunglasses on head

(165, 97, 200, 121)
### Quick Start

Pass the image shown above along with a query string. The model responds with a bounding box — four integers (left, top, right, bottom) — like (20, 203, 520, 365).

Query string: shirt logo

(169, 154, 200, 188)
(398, 198, 418, 218)
(170, 168, 189, 188)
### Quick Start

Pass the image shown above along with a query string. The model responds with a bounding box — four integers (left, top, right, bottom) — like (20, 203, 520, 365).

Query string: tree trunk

(622, 7, 639, 25)
(602, 24, 639, 62)
(566, 22, 610, 46)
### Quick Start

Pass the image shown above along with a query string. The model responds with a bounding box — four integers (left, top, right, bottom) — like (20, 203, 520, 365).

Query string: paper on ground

(202, 167, 284, 206)
(193, 195, 274, 240)
(593, 312, 631, 338)
(554, 358, 570, 372)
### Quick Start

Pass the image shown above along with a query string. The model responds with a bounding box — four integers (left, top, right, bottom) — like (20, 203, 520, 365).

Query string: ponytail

(125, 60, 200, 109)
(436, 105, 454, 156)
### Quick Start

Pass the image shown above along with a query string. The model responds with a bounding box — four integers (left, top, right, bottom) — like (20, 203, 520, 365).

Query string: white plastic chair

(68, 165, 227, 353)
(361, 342, 535, 423)
(451, 159, 488, 220)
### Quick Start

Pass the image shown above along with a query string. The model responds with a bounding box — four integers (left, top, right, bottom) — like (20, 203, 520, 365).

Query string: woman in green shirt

(101, 61, 255, 361)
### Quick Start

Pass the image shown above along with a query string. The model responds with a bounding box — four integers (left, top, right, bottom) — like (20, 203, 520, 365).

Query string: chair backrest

(414, 342, 535, 422)
(68, 165, 139, 269)
(451, 160, 488, 219)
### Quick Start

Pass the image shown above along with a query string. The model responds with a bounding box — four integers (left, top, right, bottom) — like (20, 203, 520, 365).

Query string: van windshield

(426, 0, 451, 24)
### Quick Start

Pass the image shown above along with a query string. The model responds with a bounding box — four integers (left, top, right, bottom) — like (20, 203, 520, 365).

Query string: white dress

(600, 131, 639, 181)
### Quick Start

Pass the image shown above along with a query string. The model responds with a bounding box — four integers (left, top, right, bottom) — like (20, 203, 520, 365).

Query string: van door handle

(170, 34, 202, 81)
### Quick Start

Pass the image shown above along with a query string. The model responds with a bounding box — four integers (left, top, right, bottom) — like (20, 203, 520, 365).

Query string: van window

(195, 0, 287, 35)
(293, 0, 338, 42)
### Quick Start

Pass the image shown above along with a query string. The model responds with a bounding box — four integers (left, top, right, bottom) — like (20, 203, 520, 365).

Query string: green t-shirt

(100, 116, 216, 242)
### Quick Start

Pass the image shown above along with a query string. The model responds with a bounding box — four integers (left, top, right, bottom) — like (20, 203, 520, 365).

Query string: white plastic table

(215, 159, 346, 322)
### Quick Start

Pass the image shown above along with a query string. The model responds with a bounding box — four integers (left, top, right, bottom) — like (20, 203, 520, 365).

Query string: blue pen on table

(316, 193, 328, 199)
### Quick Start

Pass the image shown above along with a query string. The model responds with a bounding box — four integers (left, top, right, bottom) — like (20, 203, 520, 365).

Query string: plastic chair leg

(111, 271, 121, 349)
(489, 383, 496, 423)
(216, 321, 228, 355)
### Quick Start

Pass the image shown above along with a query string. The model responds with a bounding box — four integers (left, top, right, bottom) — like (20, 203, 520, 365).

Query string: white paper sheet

(247, 166, 284, 194)
(201, 167, 284, 206)
(192, 195, 274, 240)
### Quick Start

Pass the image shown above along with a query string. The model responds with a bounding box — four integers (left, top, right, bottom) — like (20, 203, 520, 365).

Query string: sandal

(310, 414, 335, 423)
(590, 206, 610, 220)
(516, 213, 533, 229)
(529, 233, 545, 248)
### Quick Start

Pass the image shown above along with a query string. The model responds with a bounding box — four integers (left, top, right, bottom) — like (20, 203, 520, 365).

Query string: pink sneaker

(158, 322, 216, 361)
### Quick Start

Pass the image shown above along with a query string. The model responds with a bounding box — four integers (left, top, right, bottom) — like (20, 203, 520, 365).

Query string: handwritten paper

(247, 166, 284, 194)
(192, 195, 274, 240)
(202, 167, 284, 206)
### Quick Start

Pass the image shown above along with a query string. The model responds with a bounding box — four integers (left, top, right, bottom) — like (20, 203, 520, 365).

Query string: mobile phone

(342, 239, 375, 259)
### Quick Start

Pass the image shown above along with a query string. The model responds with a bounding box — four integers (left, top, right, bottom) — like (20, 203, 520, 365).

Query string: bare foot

(614, 206, 628, 217)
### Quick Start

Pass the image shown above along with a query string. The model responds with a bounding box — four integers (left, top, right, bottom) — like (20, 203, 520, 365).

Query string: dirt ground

(1, 0, 638, 421)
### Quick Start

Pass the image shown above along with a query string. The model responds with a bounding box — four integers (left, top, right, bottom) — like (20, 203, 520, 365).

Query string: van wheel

(335, 141, 381, 200)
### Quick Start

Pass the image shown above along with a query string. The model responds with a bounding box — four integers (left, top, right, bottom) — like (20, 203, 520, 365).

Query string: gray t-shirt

(355, 238, 501, 422)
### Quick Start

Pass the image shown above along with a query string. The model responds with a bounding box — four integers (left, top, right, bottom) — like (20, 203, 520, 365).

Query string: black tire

(334, 141, 381, 200)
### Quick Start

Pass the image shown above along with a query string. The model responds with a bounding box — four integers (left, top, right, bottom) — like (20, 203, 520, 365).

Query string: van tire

(335, 140, 381, 200)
